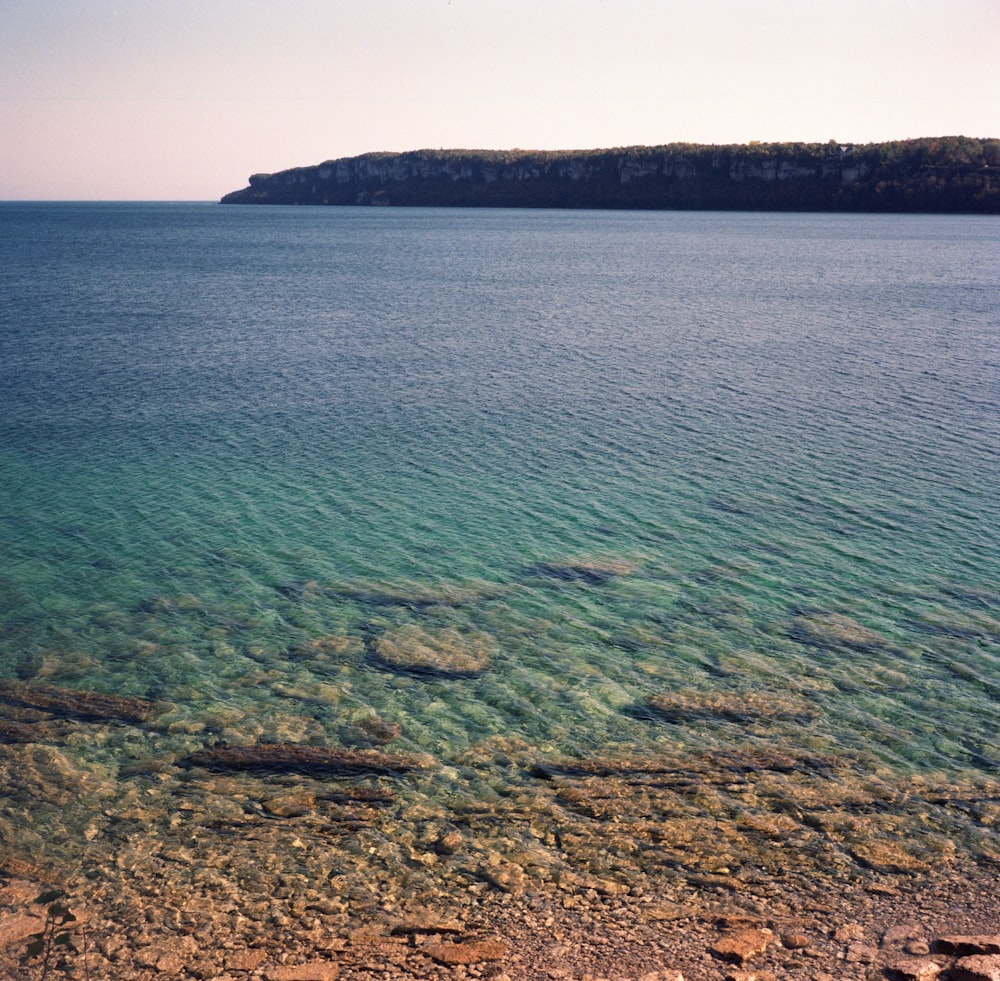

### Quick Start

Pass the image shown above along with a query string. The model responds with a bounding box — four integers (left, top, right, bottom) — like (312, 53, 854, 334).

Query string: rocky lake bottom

(1, 568, 998, 981)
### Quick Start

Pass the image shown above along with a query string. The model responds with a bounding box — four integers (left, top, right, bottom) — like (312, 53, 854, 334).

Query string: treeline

(220, 137, 1000, 213)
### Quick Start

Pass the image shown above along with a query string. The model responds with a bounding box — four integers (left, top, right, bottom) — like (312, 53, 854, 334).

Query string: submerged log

(180, 743, 429, 776)
(0, 680, 163, 723)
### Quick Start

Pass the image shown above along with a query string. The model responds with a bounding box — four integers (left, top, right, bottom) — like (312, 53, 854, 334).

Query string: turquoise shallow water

(0, 203, 998, 785)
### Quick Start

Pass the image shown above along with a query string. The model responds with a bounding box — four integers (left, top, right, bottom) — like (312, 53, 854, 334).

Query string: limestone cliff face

(221, 138, 1000, 213)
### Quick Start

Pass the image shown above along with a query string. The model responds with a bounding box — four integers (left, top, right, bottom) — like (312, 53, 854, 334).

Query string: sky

(1, 0, 998, 200)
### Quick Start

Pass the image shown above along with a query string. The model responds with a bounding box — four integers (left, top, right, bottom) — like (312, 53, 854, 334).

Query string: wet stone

(478, 860, 527, 895)
(262, 792, 315, 817)
(317, 786, 395, 807)
(848, 838, 930, 873)
(388, 913, 465, 936)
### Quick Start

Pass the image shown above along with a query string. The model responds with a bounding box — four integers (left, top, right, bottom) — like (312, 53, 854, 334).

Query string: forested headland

(221, 137, 1000, 213)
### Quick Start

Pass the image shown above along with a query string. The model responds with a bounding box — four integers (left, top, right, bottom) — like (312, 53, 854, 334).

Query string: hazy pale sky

(2, 0, 997, 200)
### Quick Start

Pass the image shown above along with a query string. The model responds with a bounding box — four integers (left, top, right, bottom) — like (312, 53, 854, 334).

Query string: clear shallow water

(0, 203, 998, 804)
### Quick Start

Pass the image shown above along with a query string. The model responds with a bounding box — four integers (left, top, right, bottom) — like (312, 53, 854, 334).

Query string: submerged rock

(847, 838, 932, 874)
(372, 624, 493, 678)
(526, 557, 638, 586)
(337, 714, 402, 748)
(179, 743, 430, 776)
(0, 719, 69, 744)
(0, 720, 40, 743)
(0, 680, 164, 723)
(288, 636, 363, 661)
(326, 578, 504, 610)
(642, 689, 816, 725)
(318, 786, 396, 806)
(789, 611, 890, 650)
(136, 592, 210, 615)
(530, 745, 844, 781)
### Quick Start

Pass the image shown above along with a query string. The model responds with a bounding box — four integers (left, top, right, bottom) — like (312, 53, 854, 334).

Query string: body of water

(1, 203, 998, 908)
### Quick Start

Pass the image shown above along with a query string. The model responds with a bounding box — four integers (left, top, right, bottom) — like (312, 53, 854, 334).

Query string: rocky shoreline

(2, 862, 1000, 980)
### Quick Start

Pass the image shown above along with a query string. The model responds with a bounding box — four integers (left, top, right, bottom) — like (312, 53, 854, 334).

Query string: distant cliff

(221, 137, 1000, 213)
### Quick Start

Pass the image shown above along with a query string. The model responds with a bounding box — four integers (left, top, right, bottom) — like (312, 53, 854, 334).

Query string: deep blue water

(1, 202, 998, 779)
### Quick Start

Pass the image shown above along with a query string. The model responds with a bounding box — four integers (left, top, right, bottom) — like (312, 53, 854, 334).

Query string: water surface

(1, 203, 998, 896)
